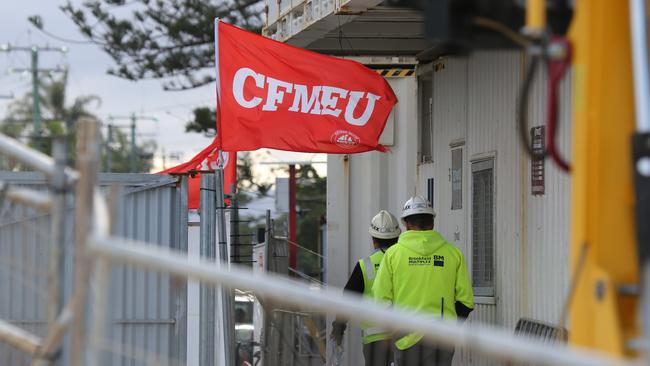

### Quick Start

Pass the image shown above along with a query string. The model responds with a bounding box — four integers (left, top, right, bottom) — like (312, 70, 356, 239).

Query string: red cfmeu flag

(215, 20, 397, 153)
(159, 145, 237, 209)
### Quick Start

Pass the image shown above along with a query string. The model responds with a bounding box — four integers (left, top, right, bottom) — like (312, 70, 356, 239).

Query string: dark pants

(362, 340, 393, 366)
(393, 343, 454, 366)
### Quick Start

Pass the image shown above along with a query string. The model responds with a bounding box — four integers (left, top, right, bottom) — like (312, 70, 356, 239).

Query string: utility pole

(0, 43, 67, 147)
(108, 114, 157, 172)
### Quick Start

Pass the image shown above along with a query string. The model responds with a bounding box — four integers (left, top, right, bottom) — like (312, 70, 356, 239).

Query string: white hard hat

(368, 210, 401, 239)
(401, 196, 436, 219)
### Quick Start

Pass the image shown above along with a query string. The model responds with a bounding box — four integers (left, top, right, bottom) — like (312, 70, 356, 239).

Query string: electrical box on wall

(531, 126, 546, 196)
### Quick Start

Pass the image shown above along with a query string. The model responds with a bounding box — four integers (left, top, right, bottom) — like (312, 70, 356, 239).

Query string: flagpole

(215, 161, 235, 366)
(214, 18, 224, 152)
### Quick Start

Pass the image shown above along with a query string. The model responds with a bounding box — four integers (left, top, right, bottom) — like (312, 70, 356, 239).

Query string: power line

(0, 43, 67, 149)
(108, 113, 158, 172)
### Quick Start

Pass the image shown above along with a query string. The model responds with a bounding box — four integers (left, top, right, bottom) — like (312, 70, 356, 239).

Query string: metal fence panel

(0, 172, 185, 365)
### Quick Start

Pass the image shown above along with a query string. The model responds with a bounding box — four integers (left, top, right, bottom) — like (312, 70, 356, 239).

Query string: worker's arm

(372, 254, 394, 304)
(331, 262, 364, 345)
(343, 262, 365, 294)
(455, 302, 473, 319)
(454, 252, 474, 322)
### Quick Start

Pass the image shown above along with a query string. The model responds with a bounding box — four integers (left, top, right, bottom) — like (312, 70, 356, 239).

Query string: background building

(264, 1, 573, 364)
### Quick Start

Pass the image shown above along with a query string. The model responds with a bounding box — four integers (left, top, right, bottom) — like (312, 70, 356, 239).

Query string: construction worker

(331, 210, 402, 366)
(373, 196, 474, 366)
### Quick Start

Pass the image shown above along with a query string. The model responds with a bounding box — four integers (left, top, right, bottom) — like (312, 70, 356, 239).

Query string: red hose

(546, 37, 572, 172)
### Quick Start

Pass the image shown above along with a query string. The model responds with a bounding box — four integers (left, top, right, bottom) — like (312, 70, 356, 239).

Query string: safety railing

(0, 118, 109, 365)
(0, 120, 635, 366)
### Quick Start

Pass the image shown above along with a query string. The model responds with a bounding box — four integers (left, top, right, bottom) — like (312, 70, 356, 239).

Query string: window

(419, 78, 433, 163)
(451, 147, 462, 210)
(471, 159, 494, 296)
(427, 178, 434, 207)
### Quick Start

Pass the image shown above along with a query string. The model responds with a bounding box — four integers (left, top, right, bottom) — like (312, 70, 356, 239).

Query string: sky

(0, 0, 326, 182)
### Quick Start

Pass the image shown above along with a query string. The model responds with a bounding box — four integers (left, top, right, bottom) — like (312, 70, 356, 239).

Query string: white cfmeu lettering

(232, 68, 265, 108)
(345, 91, 381, 126)
(288, 85, 322, 114)
(320, 86, 348, 117)
(263, 77, 294, 111)
(232, 67, 382, 126)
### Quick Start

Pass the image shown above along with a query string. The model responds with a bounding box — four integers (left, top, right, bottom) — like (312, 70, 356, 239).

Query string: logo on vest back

(433, 255, 445, 267)
(408, 255, 445, 267)
(408, 257, 431, 266)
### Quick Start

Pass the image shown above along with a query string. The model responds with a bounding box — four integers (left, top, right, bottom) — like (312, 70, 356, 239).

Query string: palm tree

(1, 71, 100, 155)
(0, 71, 156, 172)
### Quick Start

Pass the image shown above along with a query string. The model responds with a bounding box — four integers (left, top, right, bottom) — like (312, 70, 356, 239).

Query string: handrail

(0, 319, 42, 355)
(89, 235, 625, 366)
(0, 133, 79, 183)
(0, 181, 52, 211)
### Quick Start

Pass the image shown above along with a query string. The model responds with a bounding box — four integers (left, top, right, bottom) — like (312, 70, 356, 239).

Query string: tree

(103, 127, 157, 173)
(32, 0, 264, 91)
(0, 71, 100, 158)
(0, 72, 156, 172)
(293, 165, 326, 277)
(185, 107, 215, 135)
(237, 152, 273, 196)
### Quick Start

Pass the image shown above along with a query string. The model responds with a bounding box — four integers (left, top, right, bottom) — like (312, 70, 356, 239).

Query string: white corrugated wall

(326, 49, 573, 365)
(524, 66, 572, 325)
(466, 50, 524, 330)
(423, 50, 572, 364)
(327, 76, 419, 366)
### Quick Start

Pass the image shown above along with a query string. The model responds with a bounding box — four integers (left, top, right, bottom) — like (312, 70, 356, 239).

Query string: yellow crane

(527, 0, 646, 358)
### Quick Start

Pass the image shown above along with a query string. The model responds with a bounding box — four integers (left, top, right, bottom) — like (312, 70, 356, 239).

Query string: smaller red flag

(159, 140, 237, 209)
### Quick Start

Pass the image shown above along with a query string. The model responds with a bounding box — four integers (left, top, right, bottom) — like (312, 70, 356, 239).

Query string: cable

(274, 236, 325, 259)
(471, 16, 531, 48)
(473, 15, 572, 171)
(288, 267, 326, 287)
(518, 54, 547, 161)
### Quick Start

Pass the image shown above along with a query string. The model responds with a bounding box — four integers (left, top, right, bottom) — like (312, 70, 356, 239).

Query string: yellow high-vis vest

(358, 249, 391, 344)
(372, 230, 474, 350)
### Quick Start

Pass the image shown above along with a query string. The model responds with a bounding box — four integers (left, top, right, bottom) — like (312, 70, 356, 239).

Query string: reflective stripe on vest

(359, 249, 391, 343)
(362, 256, 375, 281)
(362, 327, 386, 338)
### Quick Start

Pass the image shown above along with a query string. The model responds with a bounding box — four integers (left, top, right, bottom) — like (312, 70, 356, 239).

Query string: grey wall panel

(327, 76, 419, 366)
(454, 303, 500, 366)
(466, 50, 525, 330)
(422, 51, 572, 364)
(0, 172, 184, 365)
(525, 69, 572, 325)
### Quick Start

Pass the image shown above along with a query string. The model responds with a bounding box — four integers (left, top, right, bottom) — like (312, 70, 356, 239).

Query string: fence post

(70, 118, 100, 366)
(174, 174, 189, 363)
(200, 173, 216, 366)
(215, 167, 235, 366)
